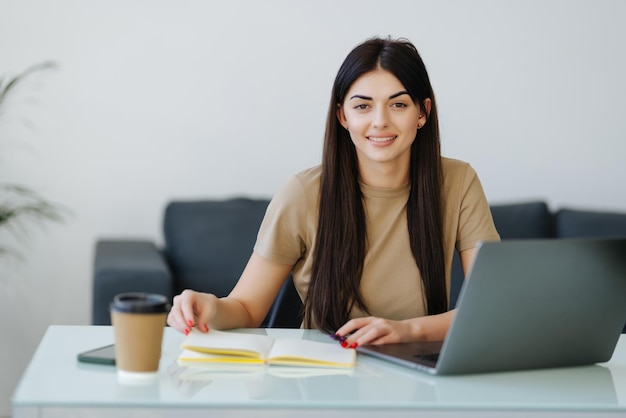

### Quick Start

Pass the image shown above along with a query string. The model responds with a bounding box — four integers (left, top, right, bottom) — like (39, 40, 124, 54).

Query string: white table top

(11, 326, 626, 417)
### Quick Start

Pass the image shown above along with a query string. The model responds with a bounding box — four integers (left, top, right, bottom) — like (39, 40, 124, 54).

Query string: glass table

(12, 325, 626, 417)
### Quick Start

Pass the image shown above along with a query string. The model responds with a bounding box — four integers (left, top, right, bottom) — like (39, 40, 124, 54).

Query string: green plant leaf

(0, 61, 57, 109)
(1, 61, 66, 259)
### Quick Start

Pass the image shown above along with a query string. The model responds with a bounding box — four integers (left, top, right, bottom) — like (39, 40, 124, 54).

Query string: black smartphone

(77, 344, 116, 365)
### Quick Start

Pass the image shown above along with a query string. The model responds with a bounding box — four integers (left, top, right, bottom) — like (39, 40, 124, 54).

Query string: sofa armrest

(555, 208, 626, 238)
(490, 201, 554, 239)
(93, 240, 173, 325)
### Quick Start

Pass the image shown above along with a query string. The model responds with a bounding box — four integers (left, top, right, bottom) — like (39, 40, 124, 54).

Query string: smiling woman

(2, 2, 626, 416)
(166, 36, 500, 349)
(336, 69, 428, 187)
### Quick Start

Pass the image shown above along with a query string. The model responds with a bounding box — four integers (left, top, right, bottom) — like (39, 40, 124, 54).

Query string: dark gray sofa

(93, 200, 626, 331)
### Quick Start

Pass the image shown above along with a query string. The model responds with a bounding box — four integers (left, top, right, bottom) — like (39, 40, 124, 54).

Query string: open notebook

(178, 328, 356, 369)
(357, 238, 626, 375)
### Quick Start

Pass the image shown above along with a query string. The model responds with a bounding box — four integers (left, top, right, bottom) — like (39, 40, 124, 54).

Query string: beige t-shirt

(254, 157, 500, 321)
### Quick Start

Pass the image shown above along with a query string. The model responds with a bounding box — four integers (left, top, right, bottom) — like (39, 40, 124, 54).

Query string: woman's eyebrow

(349, 94, 372, 100)
(389, 91, 409, 99)
(349, 91, 409, 101)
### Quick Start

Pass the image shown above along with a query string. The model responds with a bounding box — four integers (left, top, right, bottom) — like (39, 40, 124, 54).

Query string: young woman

(167, 37, 500, 348)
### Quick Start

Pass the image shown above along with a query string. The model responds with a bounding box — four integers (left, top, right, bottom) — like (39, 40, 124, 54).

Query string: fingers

(334, 317, 368, 347)
(166, 293, 187, 333)
(335, 317, 403, 348)
(334, 317, 376, 348)
(167, 290, 216, 335)
(178, 290, 200, 332)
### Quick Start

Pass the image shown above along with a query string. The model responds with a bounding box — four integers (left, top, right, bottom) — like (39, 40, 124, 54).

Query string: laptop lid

(357, 238, 626, 375)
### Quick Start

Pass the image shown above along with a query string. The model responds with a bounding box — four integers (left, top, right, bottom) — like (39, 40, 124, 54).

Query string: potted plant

(0, 62, 66, 258)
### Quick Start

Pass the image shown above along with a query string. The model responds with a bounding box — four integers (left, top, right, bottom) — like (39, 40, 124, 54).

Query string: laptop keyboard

(413, 353, 440, 366)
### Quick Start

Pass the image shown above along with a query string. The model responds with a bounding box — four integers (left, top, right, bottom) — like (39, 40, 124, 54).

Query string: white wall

(1, 0, 625, 414)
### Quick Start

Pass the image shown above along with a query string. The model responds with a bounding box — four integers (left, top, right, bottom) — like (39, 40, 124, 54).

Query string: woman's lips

(367, 136, 396, 143)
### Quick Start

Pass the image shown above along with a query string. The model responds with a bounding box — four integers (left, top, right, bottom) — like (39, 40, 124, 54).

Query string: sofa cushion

(450, 201, 553, 308)
(490, 201, 554, 239)
(163, 198, 270, 296)
(555, 208, 626, 238)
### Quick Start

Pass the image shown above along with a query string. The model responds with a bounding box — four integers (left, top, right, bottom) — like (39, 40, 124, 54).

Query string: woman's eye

(354, 104, 369, 110)
(391, 102, 407, 108)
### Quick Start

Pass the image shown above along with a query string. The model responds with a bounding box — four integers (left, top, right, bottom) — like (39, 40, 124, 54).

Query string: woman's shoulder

(272, 165, 321, 203)
(440, 157, 482, 197)
(280, 165, 321, 195)
(293, 165, 322, 185)
(441, 156, 472, 172)
(441, 156, 477, 179)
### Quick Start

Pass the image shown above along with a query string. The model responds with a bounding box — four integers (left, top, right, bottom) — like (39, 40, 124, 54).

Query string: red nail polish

(349, 342, 358, 349)
(184, 329, 189, 336)
(340, 341, 348, 348)
(187, 320, 194, 327)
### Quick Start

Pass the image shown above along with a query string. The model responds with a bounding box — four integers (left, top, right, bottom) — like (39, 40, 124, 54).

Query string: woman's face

(337, 69, 428, 176)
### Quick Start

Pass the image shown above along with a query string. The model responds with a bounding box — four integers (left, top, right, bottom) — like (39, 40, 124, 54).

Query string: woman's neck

(357, 160, 410, 189)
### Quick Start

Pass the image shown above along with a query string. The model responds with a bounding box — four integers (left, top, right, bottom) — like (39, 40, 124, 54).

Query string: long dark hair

(303, 37, 446, 331)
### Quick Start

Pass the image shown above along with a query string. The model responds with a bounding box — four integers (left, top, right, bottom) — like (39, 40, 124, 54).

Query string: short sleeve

(253, 172, 315, 265)
(454, 164, 500, 251)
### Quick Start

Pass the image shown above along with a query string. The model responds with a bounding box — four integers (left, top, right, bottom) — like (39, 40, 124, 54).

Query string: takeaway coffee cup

(110, 293, 170, 383)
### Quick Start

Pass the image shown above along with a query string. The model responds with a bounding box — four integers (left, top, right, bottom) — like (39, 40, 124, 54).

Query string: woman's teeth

(368, 136, 395, 142)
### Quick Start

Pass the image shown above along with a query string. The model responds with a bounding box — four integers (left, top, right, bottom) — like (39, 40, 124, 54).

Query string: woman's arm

(335, 247, 478, 347)
(167, 252, 293, 334)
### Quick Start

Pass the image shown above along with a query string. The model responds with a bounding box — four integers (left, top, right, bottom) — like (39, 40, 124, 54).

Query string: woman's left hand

(334, 316, 415, 348)
(334, 310, 456, 348)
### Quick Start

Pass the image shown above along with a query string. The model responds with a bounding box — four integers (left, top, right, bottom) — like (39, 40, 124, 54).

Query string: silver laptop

(357, 238, 626, 375)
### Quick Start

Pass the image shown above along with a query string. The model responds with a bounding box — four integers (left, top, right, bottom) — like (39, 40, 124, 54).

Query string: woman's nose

(372, 107, 389, 128)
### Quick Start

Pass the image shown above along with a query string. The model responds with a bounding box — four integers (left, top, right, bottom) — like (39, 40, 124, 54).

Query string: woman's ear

(423, 98, 432, 117)
(417, 98, 432, 129)
(336, 105, 348, 130)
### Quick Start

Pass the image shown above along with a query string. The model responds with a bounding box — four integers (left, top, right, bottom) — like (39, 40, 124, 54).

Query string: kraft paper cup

(110, 293, 170, 384)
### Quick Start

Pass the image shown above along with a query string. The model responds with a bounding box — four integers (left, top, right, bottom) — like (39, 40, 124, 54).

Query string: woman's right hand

(167, 289, 218, 335)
